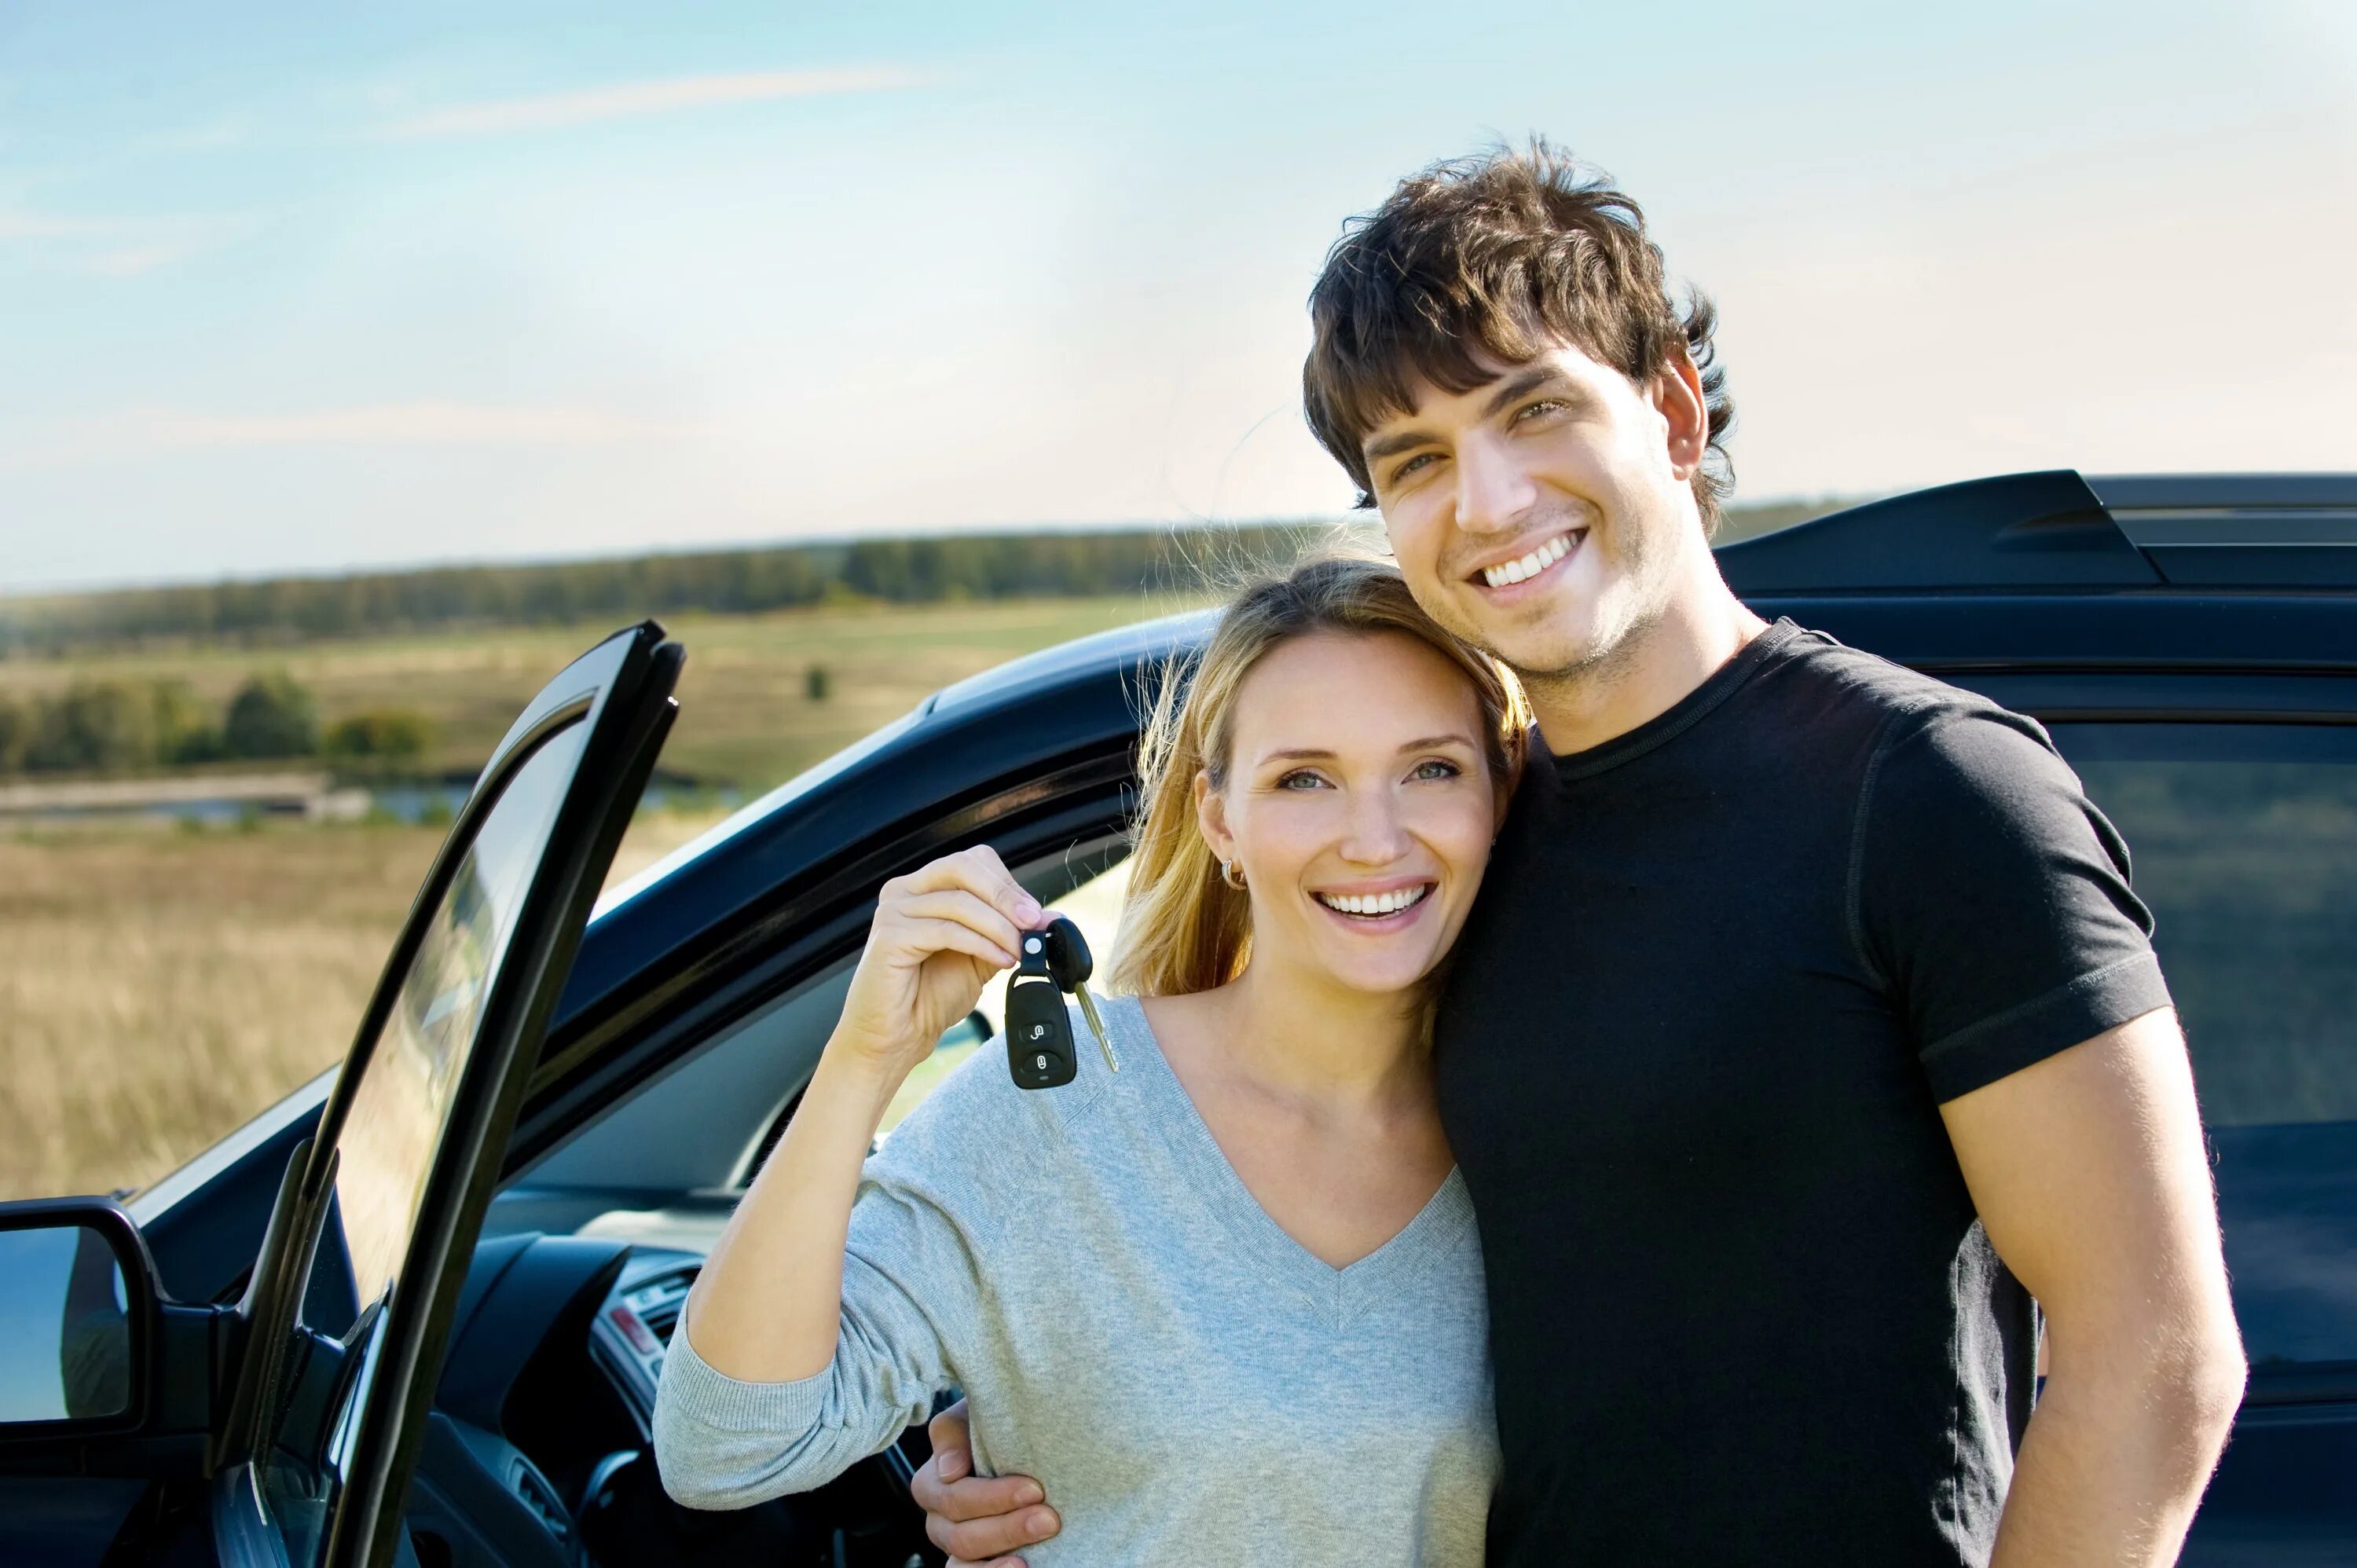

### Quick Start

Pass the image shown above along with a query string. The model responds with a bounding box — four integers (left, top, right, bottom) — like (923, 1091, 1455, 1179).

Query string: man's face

(1363, 339, 1704, 683)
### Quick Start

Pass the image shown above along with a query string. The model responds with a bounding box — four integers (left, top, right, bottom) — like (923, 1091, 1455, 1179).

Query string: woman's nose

(1337, 790, 1413, 864)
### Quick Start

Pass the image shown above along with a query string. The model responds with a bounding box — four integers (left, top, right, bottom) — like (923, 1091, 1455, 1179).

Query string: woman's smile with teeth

(1314, 884, 1434, 918)
(1479, 532, 1574, 589)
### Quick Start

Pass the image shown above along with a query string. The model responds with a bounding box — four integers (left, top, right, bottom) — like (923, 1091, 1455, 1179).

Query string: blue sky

(2, 1, 2352, 592)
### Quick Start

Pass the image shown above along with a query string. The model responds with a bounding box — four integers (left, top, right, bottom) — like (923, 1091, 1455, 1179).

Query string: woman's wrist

(813, 1029, 925, 1128)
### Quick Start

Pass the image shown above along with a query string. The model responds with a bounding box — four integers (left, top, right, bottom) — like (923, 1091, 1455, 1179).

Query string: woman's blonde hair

(1109, 548, 1529, 998)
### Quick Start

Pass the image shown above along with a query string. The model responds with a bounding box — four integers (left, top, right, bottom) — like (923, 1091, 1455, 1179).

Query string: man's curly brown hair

(1303, 140, 1736, 530)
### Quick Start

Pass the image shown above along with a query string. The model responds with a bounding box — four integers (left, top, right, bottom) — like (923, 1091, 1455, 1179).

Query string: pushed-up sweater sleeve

(651, 1056, 1010, 1511)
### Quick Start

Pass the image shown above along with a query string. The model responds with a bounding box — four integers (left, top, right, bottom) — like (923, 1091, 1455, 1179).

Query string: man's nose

(1452, 435, 1537, 537)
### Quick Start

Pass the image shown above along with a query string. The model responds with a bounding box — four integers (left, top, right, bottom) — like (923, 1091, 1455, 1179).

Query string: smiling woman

(654, 550, 1527, 1565)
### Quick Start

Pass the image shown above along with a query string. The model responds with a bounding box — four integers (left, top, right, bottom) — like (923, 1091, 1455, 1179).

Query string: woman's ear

(1193, 770, 1236, 865)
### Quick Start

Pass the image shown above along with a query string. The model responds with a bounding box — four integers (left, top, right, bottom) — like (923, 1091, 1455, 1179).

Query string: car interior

(379, 836, 1138, 1568)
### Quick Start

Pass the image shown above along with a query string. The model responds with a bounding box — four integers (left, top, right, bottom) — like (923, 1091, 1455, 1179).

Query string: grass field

(0, 595, 1186, 1202)
(0, 594, 1196, 790)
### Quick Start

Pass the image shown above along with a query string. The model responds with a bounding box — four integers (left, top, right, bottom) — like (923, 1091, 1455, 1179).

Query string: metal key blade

(1072, 981, 1118, 1072)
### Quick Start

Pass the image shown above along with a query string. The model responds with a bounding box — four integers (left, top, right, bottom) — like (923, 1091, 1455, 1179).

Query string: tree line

(0, 504, 1837, 661)
(0, 675, 428, 779)
(0, 523, 1336, 656)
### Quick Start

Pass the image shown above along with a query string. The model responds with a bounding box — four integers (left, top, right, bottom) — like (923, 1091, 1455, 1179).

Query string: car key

(1041, 916, 1118, 1073)
(1003, 916, 1117, 1090)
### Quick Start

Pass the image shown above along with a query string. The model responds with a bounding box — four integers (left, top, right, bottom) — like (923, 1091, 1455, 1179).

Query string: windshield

(255, 712, 590, 1562)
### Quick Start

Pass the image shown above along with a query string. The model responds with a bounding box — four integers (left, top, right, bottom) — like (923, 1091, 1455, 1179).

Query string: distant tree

(27, 681, 158, 772)
(0, 694, 28, 773)
(324, 708, 432, 767)
(805, 665, 831, 702)
(150, 680, 221, 764)
(222, 672, 318, 760)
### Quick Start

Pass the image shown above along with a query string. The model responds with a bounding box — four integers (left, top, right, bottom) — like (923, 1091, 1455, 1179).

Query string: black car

(1, 469, 2351, 1566)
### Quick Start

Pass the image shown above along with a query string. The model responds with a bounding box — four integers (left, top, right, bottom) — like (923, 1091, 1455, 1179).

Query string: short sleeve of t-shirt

(1852, 706, 2172, 1101)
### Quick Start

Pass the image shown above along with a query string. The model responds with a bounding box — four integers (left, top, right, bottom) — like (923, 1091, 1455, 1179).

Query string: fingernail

(1014, 1481, 1043, 1506)
(1017, 894, 1043, 923)
(1025, 1509, 1058, 1537)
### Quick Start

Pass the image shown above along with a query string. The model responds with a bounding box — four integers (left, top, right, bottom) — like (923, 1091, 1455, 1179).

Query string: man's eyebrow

(1361, 367, 1585, 468)
(1479, 365, 1576, 422)
(1362, 427, 1435, 466)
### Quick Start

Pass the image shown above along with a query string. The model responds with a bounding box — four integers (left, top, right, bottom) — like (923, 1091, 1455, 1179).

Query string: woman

(654, 551, 1527, 1564)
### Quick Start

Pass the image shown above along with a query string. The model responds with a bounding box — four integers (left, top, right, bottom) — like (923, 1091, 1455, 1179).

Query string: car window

(255, 714, 592, 1563)
(2050, 722, 2357, 1374)
(872, 852, 1132, 1141)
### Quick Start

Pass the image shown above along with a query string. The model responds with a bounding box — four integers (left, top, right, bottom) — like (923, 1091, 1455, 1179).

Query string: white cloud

(386, 66, 928, 139)
(143, 401, 702, 448)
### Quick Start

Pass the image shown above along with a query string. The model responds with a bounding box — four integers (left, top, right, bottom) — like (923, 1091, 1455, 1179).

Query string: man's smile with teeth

(1477, 532, 1578, 589)
(1313, 884, 1435, 918)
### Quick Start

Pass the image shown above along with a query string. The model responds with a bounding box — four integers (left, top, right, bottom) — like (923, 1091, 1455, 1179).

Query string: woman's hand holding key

(832, 846, 1044, 1079)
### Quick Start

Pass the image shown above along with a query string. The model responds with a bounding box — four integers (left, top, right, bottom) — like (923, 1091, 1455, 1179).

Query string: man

(915, 143, 2245, 1566)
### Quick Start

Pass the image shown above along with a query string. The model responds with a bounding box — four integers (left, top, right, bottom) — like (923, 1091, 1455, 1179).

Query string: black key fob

(1005, 974, 1076, 1089)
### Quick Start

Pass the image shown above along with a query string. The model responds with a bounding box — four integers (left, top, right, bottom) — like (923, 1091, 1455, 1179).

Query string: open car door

(0, 621, 686, 1566)
(198, 620, 683, 1567)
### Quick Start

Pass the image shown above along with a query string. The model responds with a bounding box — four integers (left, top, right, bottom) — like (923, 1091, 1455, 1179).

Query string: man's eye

(1512, 398, 1567, 424)
(1391, 452, 1439, 482)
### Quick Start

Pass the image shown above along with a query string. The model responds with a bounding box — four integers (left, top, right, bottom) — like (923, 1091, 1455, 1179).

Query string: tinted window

(2051, 723, 2357, 1372)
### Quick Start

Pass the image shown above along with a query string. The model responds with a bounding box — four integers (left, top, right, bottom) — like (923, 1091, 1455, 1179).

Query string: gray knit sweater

(652, 993, 1497, 1566)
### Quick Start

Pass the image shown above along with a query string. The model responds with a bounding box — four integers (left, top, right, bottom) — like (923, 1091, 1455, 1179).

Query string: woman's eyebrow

(1258, 735, 1476, 764)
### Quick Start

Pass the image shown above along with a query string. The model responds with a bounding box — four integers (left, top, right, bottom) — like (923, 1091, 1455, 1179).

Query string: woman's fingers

(884, 915, 1018, 974)
(883, 889, 1027, 966)
(896, 846, 1043, 931)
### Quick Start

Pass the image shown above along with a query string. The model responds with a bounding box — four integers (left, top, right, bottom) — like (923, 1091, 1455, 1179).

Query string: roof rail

(1716, 470, 2357, 593)
(2086, 474, 2357, 587)
(1714, 471, 2157, 594)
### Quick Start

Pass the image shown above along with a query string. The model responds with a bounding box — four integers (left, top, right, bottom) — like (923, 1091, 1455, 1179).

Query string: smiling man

(915, 144, 2246, 1567)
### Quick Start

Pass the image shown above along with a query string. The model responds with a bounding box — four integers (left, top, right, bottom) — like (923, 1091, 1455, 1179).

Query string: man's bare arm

(1941, 1007, 2245, 1565)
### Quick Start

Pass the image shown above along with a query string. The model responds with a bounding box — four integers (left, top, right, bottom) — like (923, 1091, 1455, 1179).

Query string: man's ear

(1652, 351, 1709, 482)
(1193, 771, 1237, 866)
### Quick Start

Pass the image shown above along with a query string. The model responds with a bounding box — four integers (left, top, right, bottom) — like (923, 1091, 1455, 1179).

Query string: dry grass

(0, 594, 1190, 1201)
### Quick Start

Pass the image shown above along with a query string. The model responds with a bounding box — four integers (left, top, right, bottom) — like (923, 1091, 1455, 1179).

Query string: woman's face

(1198, 628, 1500, 1003)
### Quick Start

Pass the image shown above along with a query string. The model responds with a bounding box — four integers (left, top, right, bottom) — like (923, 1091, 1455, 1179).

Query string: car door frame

(207, 620, 684, 1568)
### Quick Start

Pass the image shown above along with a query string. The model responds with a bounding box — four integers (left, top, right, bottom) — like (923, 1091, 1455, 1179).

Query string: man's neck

(1526, 576, 1769, 758)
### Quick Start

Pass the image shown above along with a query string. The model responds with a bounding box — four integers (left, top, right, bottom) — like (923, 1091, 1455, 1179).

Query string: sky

(2, 0, 2352, 593)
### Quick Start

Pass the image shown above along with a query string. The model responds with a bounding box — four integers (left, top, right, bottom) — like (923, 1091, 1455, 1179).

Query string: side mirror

(0, 1203, 147, 1427)
(0, 1198, 218, 1476)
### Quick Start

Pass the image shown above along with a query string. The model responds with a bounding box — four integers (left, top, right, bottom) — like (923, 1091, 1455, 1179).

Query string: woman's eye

(1277, 771, 1329, 790)
(1410, 758, 1463, 781)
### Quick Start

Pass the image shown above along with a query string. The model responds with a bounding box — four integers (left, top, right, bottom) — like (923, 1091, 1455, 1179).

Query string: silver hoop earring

(1221, 858, 1247, 890)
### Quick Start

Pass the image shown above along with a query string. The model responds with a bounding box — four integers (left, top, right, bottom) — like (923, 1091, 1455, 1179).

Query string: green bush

(0, 695, 28, 773)
(222, 672, 317, 761)
(324, 708, 433, 766)
(27, 681, 158, 772)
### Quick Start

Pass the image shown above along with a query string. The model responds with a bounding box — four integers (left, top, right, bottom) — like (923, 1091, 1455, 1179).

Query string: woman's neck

(1181, 958, 1431, 1117)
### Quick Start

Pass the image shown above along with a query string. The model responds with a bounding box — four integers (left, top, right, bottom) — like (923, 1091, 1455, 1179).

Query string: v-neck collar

(1099, 993, 1475, 1329)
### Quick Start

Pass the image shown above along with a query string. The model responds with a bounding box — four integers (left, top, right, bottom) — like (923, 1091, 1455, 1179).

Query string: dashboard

(403, 1232, 934, 1568)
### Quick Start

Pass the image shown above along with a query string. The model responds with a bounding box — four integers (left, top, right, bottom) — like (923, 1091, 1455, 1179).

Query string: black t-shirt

(1435, 619, 2171, 1567)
